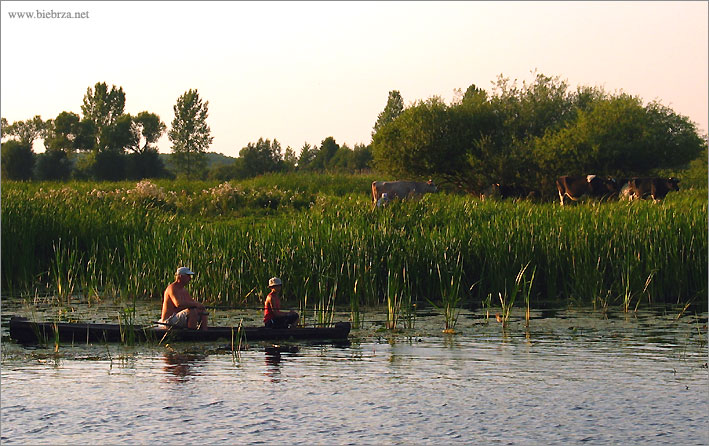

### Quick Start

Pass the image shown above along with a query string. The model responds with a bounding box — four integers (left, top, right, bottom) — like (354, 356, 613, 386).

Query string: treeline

(1, 81, 373, 182)
(209, 137, 372, 180)
(3, 73, 707, 189)
(372, 73, 708, 197)
(2, 82, 175, 181)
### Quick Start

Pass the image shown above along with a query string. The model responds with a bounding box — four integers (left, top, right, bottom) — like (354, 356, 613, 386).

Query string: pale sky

(2, 1, 707, 157)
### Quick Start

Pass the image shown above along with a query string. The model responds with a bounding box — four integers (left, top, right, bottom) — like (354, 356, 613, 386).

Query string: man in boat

(264, 277, 299, 328)
(160, 267, 208, 330)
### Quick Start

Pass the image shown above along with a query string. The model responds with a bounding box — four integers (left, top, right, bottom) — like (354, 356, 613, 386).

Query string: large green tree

(1, 140, 35, 180)
(234, 138, 283, 178)
(533, 94, 706, 189)
(81, 82, 127, 151)
(168, 89, 213, 178)
(44, 111, 96, 153)
(372, 97, 490, 190)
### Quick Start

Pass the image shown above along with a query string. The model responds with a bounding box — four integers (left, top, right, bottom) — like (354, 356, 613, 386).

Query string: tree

(328, 144, 354, 172)
(35, 149, 72, 181)
(373, 90, 404, 137)
(44, 112, 96, 153)
(102, 114, 137, 152)
(126, 149, 169, 180)
(372, 97, 473, 184)
(3, 115, 45, 146)
(130, 111, 167, 154)
(297, 142, 317, 170)
(235, 138, 283, 177)
(92, 149, 127, 181)
(283, 146, 298, 172)
(81, 82, 126, 149)
(1, 140, 35, 180)
(351, 143, 373, 172)
(532, 94, 706, 194)
(312, 137, 340, 170)
(168, 89, 213, 178)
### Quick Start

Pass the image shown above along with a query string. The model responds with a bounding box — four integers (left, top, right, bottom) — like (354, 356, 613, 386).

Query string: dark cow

(556, 175, 618, 205)
(482, 183, 538, 201)
(627, 177, 679, 201)
(371, 180, 437, 207)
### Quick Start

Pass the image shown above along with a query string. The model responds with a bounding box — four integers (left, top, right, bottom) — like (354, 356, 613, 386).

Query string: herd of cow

(555, 175, 679, 205)
(371, 176, 680, 207)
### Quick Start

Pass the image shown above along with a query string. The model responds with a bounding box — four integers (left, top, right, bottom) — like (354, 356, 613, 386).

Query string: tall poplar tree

(168, 89, 213, 178)
(81, 82, 126, 151)
(372, 90, 404, 137)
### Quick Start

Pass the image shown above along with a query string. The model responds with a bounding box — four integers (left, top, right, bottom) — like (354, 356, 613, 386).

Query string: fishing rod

(204, 306, 339, 312)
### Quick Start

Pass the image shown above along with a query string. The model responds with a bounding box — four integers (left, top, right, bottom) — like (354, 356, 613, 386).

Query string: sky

(1, 1, 707, 158)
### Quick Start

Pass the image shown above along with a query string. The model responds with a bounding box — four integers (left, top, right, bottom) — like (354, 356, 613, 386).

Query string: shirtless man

(160, 267, 208, 330)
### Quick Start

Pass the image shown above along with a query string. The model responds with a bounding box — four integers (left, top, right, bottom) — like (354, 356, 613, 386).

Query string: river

(1, 300, 707, 445)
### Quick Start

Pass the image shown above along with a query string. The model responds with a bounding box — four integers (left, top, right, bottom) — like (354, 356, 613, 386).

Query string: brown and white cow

(556, 175, 618, 205)
(371, 180, 437, 207)
(627, 177, 679, 201)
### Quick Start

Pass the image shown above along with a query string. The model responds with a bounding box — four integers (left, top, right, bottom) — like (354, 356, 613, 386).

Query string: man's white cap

(268, 277, 282, 287)
(176, 266, 195, 276)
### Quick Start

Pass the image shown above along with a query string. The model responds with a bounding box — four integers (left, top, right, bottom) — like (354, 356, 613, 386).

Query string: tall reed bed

(2, 178, 706, 317)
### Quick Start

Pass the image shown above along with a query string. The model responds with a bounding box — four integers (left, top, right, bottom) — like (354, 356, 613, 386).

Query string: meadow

(2, 173, 706, 328)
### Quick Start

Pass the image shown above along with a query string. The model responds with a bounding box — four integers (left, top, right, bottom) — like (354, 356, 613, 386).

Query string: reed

(499, 263, 534, 328)
(2, 177, 706, 316)
(428, 252, 464, 332)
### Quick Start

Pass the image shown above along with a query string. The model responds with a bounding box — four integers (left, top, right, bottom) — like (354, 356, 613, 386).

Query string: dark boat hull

(8, 316, 350, 345)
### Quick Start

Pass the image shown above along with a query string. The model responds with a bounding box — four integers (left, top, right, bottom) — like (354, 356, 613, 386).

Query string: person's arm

(169, 287, 205, 311)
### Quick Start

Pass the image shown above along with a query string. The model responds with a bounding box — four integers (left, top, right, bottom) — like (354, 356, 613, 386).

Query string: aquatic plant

(2, 176, 706, 317)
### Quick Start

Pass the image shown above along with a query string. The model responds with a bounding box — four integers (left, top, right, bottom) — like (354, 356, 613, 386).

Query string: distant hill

(159, 152, 236, 171)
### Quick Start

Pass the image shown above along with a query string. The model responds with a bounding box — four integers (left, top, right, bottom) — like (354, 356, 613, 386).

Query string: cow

(556, 175, 618, 206)
(371, 180, 437, 208)
(615, 178, 633, 200)
(627, 177, 679, 202)
(481, 183, 538, 201)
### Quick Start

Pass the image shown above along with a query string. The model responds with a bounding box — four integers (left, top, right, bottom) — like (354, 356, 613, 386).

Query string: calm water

(1, 300, 707, 445)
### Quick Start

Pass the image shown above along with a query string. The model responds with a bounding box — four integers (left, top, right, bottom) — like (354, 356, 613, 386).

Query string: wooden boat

(8, 316, 351, 345)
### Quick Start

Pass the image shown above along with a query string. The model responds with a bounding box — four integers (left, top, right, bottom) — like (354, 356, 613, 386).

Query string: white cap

(268, 277, 282, 287)
(176, 267, 195, 276)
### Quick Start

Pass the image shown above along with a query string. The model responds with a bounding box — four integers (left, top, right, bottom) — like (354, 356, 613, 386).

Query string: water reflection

(161, 351, 205, 383)
(263, 345, 298, 382)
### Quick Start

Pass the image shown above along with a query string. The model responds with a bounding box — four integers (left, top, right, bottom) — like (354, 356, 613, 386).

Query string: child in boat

(160, 267, 208, 330)
(264, 277, 299, 328)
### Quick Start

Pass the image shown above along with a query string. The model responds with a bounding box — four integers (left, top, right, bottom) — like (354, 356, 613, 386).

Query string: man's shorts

(264, 312, 299, 329)
(161, 309, 190, 328)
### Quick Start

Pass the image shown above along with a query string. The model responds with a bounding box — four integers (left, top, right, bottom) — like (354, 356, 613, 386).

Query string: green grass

(2, 174, 707, 320)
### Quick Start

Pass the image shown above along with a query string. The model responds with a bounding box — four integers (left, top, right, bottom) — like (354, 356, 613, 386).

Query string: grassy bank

(2, 174, 706, 316)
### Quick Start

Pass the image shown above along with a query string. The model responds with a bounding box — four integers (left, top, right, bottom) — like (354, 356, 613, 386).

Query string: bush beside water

(2, 174, 706, 313)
